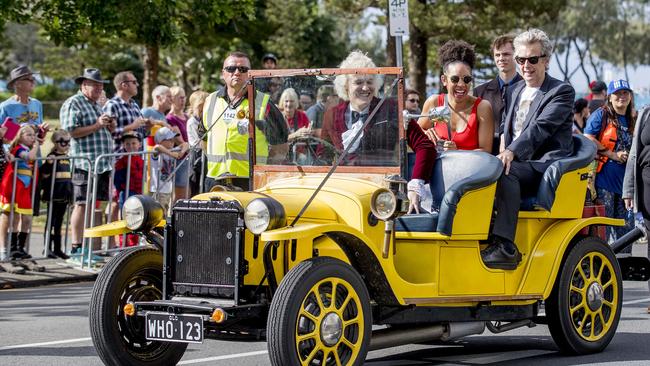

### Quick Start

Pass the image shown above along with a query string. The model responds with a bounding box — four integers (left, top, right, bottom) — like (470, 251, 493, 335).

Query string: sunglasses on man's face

(56, 139, 70, 146)
(223, 66, 250, 74)
(407, 98, 420, 103)
(515, 55, 547, 65)
(448, 75, 473, 84)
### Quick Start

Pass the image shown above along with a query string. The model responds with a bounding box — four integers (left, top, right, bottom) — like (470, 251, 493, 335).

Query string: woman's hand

(609, 150, 628, 163)
(442, 140, 457, 151)
(423, 128, 441, 144)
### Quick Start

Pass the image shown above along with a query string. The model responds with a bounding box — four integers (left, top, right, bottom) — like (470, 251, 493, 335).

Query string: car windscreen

(249, 71, 401, 168)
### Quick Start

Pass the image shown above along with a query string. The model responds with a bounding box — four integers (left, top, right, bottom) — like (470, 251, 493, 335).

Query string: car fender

(519, 217, 623, 298)
(261, 223, 400, 305)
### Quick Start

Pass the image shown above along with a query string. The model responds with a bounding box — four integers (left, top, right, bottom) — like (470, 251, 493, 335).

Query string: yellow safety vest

(203, 91, 270, 178)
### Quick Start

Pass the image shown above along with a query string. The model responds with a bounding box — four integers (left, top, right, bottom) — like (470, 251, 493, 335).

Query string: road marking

(0, 337, 92, 351)
(177, 350, 269, 364)
(623, 297, 650, 305)
(424, 349, 554, 364)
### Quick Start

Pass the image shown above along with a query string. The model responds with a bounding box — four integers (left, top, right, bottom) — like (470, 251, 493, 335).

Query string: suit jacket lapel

(504, 82, 525, 146)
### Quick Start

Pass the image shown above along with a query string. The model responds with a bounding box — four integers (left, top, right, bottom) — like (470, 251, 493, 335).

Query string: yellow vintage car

(86, 68, 646, 366)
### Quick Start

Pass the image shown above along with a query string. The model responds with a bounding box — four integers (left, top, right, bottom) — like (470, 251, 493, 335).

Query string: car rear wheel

(546, 236, 622, 354)
(89, 247, 188, 366)
(267, 257, 372, 366)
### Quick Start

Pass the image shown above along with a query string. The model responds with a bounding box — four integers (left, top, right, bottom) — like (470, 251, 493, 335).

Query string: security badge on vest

(223, 107, 249, 135)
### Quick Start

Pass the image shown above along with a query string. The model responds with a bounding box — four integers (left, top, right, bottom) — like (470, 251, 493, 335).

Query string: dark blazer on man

(475, 74, 522, 136)
(502, 74, 575, 167)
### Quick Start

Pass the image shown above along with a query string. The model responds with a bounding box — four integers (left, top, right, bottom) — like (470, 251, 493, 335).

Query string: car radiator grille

(170, 200, 244, 299)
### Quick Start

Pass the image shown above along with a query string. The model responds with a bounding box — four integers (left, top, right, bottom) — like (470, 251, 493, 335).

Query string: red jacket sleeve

(407, 119, 436, 182)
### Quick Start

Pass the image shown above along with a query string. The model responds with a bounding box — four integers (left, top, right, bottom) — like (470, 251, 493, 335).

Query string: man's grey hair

(152, 85, 170, 100)
(333, 50, 379, 101)
(513, 28, 553, 58)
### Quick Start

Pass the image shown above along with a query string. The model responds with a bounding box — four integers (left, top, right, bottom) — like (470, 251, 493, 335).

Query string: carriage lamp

(244, 198, 286, 235)
(210, 308, 227, 323)
(123, 302, 136, 317)
(123, 195, 165, 231)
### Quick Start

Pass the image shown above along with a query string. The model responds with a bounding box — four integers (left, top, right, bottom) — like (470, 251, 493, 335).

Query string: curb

(0, 260, 98, 290)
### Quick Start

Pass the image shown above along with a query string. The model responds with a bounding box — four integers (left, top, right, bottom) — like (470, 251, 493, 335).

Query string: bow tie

(351, 111, 368, 123)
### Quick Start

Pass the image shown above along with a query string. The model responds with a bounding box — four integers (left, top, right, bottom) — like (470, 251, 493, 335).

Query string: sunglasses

(515, 54, 547, 65)
(407, 98, 420, 103)
(56, 139, 70, 146)
(223, 66, 250, 74)
(448, 75, 473, 84)
(122, 80, 138, 85)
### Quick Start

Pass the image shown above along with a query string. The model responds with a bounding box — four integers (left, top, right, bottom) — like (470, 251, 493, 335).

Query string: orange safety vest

(596, 113, 617, 173)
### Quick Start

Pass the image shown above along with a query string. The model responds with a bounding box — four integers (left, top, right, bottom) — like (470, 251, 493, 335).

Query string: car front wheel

(267, 257, 372, 366)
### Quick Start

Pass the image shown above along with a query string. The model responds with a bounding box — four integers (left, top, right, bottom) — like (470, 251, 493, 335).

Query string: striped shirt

(60, 91, 114, 173)
(104, 95, 146, 146)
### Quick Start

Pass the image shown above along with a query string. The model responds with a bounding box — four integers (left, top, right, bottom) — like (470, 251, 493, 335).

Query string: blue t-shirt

(0, 97, 43, 125)
(584, 108, 632, 194)
(141, 107, 166, 122)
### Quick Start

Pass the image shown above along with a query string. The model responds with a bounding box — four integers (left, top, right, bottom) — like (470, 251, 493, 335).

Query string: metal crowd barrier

(1, 155, 92, 263)
(83, 149, 196, 269)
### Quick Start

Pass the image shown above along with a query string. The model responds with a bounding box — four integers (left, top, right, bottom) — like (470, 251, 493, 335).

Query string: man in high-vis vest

(201, 51, 287, 192)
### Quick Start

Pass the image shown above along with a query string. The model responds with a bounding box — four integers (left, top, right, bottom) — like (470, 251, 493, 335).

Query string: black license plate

(145, 312, 204, 343)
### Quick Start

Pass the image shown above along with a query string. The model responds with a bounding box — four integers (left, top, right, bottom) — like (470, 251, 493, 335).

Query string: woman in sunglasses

(416, 40, 494, 153)
(406, 41, 494, 213)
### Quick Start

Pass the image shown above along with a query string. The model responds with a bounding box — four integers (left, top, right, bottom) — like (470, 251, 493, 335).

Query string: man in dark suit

(482, 29, 575, 269)
(475, 34, 522, 155)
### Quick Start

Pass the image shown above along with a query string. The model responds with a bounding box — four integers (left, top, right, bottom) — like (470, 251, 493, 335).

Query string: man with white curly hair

(482, 28, 575, 269)
(319, 50, 399, 165)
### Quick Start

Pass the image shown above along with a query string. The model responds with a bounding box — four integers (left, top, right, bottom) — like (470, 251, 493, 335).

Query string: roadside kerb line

(177, 350, 269, 364)
(622, 297, 650, 306)
(0, 337, 92, 351)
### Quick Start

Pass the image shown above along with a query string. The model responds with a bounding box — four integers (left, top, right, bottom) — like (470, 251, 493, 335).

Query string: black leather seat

(520, 134, 596, 211)
(397, 151, 503, 236)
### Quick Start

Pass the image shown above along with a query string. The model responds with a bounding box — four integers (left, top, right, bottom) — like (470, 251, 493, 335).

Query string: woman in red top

(417, 40, 494, 152)
(279, 88, 311, 141)
(407, 41, 494, 212)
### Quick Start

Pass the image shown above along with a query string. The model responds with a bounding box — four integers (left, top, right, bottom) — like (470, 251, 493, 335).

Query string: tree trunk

(142, 44, 160, 108)
(408, 23, 427, 99)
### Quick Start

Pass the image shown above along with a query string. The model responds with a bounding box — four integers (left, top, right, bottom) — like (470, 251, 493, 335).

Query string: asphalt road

(0, 272, 648, 365)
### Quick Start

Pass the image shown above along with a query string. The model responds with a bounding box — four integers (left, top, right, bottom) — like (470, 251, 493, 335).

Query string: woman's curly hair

(438, 40, 475, 71)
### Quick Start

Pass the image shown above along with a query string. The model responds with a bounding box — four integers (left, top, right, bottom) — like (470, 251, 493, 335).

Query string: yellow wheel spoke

(577, 313, 588, 333)
(570, 284, 584, 294)
(299, 308, 319, 324)
(602, 299, 614, 308)
(589, 313, 595, 337)
(570, 300, 586, 315)
(333, 349, 342, 366)
(296, 332, 317, 344)
(602, 279, 614, 289)
(313, 288, 326, 313)
(597, 262, 606, 281)
(598, 310, 607, 329)
(330, 280, 338, 310)
(341, 337, 355, 349)
(588, 254, 595, 281)
(343, 316, 360, 329)
(577, 264, 588, 282)
(304, 345, 322, 366)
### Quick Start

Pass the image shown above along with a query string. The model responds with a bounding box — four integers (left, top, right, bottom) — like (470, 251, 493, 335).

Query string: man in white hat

(0, 65, 45, 126)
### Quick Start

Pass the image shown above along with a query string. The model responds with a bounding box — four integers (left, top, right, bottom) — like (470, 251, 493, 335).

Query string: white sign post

(388, 0, 409, 67)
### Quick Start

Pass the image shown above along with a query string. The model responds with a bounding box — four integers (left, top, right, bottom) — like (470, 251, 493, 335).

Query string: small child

(38, 129, 73, 259)
(151, 127, 188, 215)
(114, 132, 144, 247)
(0, 125, 40, 260)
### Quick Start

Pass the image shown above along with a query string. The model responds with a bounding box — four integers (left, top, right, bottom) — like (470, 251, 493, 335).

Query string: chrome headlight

(122, 195, 164, 231)
(370, 188, 397, 221)
(244, 198, 286, 235)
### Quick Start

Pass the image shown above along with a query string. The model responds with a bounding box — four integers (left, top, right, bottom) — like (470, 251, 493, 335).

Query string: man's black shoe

(481, 237, 522, 270)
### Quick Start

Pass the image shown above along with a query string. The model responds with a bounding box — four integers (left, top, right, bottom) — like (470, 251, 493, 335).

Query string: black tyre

(267, 257, 372, 366)
(89, 247, 187, 366)
(546, 236, 622, 355)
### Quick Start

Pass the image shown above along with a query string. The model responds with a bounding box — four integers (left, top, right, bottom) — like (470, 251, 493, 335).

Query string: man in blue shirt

(0, 65, 44, 126)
